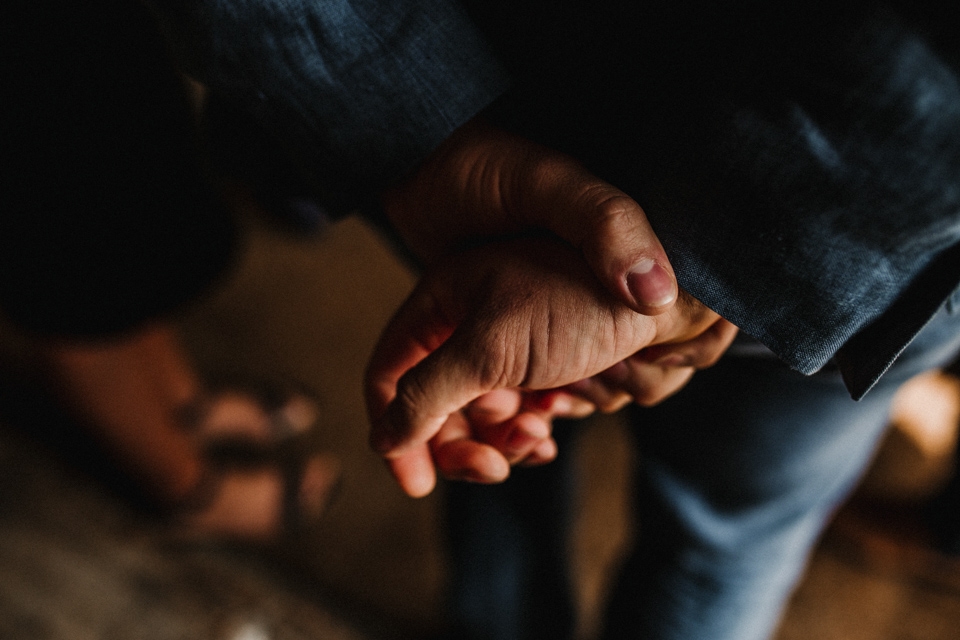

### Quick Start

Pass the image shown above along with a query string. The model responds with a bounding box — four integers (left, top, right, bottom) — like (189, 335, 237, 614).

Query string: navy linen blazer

(165, 1, 960, 398)
(158, 0, 509, 214)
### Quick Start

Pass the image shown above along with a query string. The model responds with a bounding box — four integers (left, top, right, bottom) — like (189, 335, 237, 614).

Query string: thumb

(365, 267, 504, 459)
(364, 276, 490, 498)
(370, 325, 504, 458)
(552, 178, 677, 315)
(508, 149, 678, 315)
(580, 188, 677, 315)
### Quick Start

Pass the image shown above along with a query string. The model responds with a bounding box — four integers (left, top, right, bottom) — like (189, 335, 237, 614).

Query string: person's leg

(445, 421, 580, 640)
(604, 306, 960, 640)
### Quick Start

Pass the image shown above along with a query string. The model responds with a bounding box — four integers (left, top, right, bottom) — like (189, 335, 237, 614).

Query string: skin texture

(366, 237, 737, 497)
(371, 118, 737, 496)
(381, 118, 679, 315)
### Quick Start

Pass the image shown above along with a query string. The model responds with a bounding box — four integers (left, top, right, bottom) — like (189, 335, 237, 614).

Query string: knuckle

(587, 193, 642, 238)
(393, 372, 433, 424)
(593, 191, 636, 218)
(468, 331, 524, 390)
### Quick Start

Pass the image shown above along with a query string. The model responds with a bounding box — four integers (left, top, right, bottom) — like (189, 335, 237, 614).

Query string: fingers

(385, 408, 519, 497)
(364, 279, 457, 423)
(429, 418, 556, 485)
(381, 381, 562, 495)
(523, 389, 597, 419)
(365, 267, 491, 459)
(636, 318, 739, 370)
(621, 319, 738, 405)
(519, 437, 559, 467)
(465, 390, 557, 467)
(607, 362, 697, 407)
(432, 439, 511, 485)
(365, 274, 504, 497)
(372, 328, 509, 457)
(576, 190, 678, 315)
(381, 117, 678, 315)
(567, 357, 695, 409)
(379, 314, 735, 497)
(385, 445, 439, 498)
(563, 374, 634, 413)
(474, 411, 553, 462)
(428, 394, 557, 489)
(567, 318, 740, 408)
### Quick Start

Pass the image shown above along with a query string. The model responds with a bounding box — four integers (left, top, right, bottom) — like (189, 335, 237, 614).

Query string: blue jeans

(446, 300, 960, 640)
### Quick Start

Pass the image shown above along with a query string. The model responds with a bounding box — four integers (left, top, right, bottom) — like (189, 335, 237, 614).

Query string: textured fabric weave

(159, 0, 509, 214)
(470, 1, 960, 398)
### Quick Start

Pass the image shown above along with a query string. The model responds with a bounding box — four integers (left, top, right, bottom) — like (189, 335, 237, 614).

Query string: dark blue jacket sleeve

(472, 1, 960, 398)
(159, 0, 509, 215)
(637, 6, 960, 399)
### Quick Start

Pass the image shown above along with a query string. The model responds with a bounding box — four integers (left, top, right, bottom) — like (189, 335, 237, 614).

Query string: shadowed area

(2, 213, 960, 639)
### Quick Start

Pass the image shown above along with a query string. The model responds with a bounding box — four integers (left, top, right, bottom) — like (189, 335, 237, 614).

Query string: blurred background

(2, 208, 960, 640)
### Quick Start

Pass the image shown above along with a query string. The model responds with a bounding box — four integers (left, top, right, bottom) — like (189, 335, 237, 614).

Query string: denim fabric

(445, 4, 960, 639)
(636, 10, 960, 398)
(447, 304, 960, 640)
(606, 303, 960, 640)
(157, 0, 509, 215)
(472, 1, 960, 399)
(445, 436, 578, 640)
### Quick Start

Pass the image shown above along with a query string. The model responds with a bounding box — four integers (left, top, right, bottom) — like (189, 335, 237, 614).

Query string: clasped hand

(368, 118, 736, 496)
(365, 237, 737, 496)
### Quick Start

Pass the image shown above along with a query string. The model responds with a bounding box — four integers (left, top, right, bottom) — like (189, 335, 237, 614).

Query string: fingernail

(627, 259, 676, 309)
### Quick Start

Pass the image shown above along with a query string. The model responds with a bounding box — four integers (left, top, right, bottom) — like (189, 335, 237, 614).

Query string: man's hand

(437, 321, 740, 487)
(381, 118, 678, 315)
(365, 237, 726, 497)
(563, 318, 739, 412)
